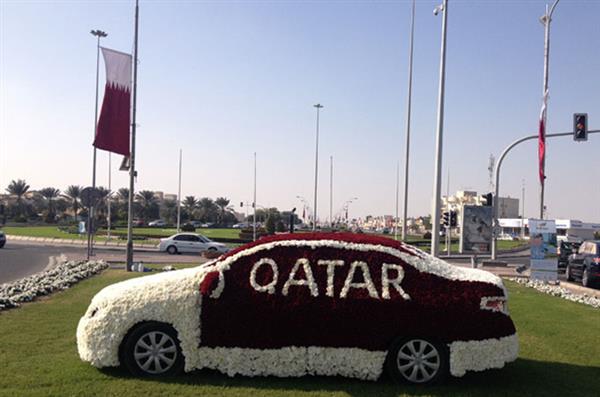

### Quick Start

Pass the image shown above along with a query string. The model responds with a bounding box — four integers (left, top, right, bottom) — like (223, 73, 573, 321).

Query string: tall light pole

(521, 179, 526, 239)
(312, 104, 323, 231)
(329, 155, 333, 228)
(539, 0, 560, 219)
(177, 149, 182, 232)
(430, 0, 448, 257)
(402, 0, 416, 242)
(253, 152, 257, 241)
(107, 154, 112, 239)
(88, 29, 107, 259)
(394, 160, 400, 240)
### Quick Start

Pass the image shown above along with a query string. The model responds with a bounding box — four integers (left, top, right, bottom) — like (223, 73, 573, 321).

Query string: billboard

(460, 205, 493, 253)
(529, 219, 558, 283)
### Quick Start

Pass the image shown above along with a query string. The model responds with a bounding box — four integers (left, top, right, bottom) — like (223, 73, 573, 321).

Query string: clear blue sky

(1, 0, 599, 222)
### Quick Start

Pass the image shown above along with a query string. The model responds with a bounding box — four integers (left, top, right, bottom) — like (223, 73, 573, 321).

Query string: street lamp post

(401, 0, 416, 242)
(430, 0, 449, 257)
(312, 104, 323, 231)
(88, 29, 107, 260)
(539, 0, 560, 220)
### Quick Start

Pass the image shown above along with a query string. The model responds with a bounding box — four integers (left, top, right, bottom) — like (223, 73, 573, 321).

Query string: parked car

(557, 241, 581, 271)
(148, 220, 167, 227)
(78, 232, 517, 384)
(157, 233, 229, 255)
(0, 230, 5, 248)
(133, 219, 145, 227)
(232, 223, 249, 229)
(190, 221, 203, 228)
(566, 240, 600, 288)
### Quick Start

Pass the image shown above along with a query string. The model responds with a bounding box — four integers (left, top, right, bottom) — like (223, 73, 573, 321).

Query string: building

(498, 218, 600, 241)
(442, 190, 520, 219)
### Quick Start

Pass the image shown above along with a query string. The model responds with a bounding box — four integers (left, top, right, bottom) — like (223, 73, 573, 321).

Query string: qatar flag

(93, 47, 132, 157)
(538, 90, 548, 184)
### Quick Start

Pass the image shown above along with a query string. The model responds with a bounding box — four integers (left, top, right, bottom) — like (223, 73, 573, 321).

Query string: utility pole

(107, 154, 111, 239)
(539, 0, 560, 219)
(402, 0, 416, 242)
(126, 0, 139, 271)
(431, 0, 449, 257)
(313, 104, 323, 231)
(253, 152, 257, 241)
(521, 179, 526, 239)
(394, 160, 400, 240)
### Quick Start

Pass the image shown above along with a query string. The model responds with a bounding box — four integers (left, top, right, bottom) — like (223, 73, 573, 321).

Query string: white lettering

(381, 263, 410, 300)
(317, 260, 344, 297)
(340, 261, 379, 299)
(282, 258, 319, 297)
(250, 258, 278, 294)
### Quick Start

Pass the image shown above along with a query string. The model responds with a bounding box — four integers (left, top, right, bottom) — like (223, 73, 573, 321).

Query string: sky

(1, 0, 599, 223)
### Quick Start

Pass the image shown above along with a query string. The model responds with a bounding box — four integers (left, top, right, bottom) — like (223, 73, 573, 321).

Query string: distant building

(442, 190, 520, 219)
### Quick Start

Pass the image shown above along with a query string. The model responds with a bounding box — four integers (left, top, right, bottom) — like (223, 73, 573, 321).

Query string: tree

(94, 187, 111, 225)
(6, 179, 30, 218)
(135, 190, 158, 222)
(63, 185, 82, 221)
(182, 196, 198, 220)
(198, 197, 218, 223)
(215, 197, 232, 226)
(117, 188, 130, 202)
(161, 199, 178, 225)
(39, 187, 61, 223)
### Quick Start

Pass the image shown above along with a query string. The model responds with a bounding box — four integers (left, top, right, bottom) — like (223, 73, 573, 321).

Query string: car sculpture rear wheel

(167, 245, 178, 255)
(582, 269, 590, 287)
(565, 265, 573, 281)
(386, 338, 448, 384)
(121, 322, 184, 376)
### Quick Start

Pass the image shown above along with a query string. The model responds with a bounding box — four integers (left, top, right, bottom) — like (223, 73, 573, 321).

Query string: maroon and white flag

(93, 47, 132, 157)
(538, 90, 548, 184)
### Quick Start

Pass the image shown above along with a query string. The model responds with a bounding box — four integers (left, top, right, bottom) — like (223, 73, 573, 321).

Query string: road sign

(81, 187, 102, 208)
(573, 113, 588, 141)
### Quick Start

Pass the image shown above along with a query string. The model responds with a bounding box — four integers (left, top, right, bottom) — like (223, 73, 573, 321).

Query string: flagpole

(89, 29, 107, 260)
(126, 0, 139, 271)
(253, 152, 257, 242)
(107, 153, 111, 239)
(177, 149, 182, 232)
(329, 155, 333, 228)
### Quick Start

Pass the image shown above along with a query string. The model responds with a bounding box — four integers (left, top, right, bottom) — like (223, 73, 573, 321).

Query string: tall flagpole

(126, 0, 139, 271)
(401, 0, 415, 241)
(107, 153, 112, 239)
(88, 29, 107, 260)
(394, 160, 400, 240)
(329, 155, 333, 228)
(312, 104, 323, 231)
(177, 149, 182, 232)
(253, 152, 257, 241)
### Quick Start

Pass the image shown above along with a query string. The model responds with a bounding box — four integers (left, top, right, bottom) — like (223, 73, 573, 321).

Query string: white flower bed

(0, 260, 108, 311)
(509, 277, 600, 309)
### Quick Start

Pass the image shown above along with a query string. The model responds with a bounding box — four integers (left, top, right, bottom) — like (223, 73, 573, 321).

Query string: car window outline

(174, 235, 187, 241)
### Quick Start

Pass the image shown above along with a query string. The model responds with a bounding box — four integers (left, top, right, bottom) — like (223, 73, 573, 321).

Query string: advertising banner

(529, 219, 558, 282)
(460, 205, 493, 253)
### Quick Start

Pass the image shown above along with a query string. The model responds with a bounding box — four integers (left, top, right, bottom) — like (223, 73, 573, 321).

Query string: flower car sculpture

(77, 233, 518, 384)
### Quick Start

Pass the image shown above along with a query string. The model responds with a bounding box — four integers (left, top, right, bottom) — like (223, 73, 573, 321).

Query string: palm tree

(135, 190, 157, 222)
(6, 179, 30, 218)
(161, 199, 178, 225)
(63, 185, 82, 221)
(215, 197, 232, 226)
(197, 197, 217, 222)
(182, 196, 198, 220)
(118, 188, 130, 202)
(39, 187, 61, 222)
(95, 187, 111, 223)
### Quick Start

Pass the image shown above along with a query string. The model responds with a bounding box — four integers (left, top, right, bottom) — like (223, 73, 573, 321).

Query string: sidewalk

(6, 234, 158, 251)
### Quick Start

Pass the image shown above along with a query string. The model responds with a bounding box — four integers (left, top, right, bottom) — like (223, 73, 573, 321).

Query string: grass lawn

(0, 271, 598, 397)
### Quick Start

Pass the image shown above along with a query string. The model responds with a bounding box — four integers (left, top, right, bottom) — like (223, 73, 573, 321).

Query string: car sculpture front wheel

(166, 245, 178, 255)
(120, 322, 184, 376)
(386, 338, 448, 384)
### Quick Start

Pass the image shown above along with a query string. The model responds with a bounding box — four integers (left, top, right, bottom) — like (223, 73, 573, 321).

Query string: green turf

(0, 270, 598, 397)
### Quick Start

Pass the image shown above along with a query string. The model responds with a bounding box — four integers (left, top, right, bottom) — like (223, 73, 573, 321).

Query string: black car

(557, 241, 581, 271)
(0, 230, 5, 248)
(566, 240, 600, 288)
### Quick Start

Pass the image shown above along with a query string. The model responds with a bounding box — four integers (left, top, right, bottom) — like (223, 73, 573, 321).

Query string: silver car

(158, 233, 228, 255)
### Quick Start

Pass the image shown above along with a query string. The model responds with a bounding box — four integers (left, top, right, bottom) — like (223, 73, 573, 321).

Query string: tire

(208, 247, 217, 252)
(166, 245, 178, 255)
(385, 337, 448, 385)
(121, 322, 184, 377)
(565, 265, 573, 282)
(582, 268, 590, 288)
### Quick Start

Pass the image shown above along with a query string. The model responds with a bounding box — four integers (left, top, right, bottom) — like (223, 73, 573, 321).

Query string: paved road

(0, 240, 207, 284)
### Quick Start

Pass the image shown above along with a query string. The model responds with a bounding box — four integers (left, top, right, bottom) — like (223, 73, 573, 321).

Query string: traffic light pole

(491, 128, 599, 260)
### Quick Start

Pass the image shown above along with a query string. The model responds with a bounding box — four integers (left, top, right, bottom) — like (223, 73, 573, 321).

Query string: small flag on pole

(94, 47, 132, 157)
(538, 90, 548, 184)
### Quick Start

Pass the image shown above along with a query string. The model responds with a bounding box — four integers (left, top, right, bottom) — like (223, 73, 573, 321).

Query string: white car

(148, 220, 167, 227)
(157, 233, 229, 255)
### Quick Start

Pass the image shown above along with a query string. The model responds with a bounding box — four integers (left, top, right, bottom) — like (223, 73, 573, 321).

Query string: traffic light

(450, 211, 458, 227)
(442, 211, 450, 227)
(574, 113, 588, 142)
(481, 192, 493, 207)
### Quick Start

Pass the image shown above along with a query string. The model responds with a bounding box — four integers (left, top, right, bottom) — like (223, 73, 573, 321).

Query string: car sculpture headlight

(77, 232, 518, 384)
